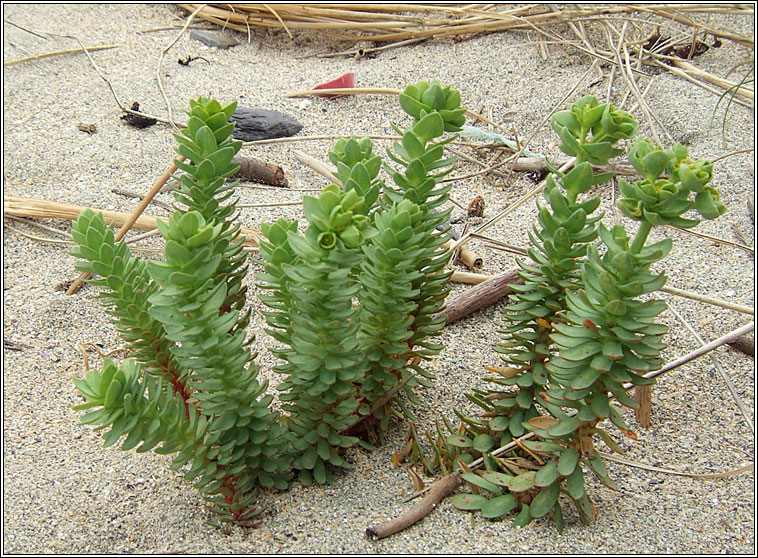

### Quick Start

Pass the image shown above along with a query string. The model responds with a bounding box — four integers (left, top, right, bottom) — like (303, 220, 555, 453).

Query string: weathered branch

(727, 335, 755, 358)
(365, 472, 463, 540)
(438, 269, 522, 324)
(233, 156, 288, 187)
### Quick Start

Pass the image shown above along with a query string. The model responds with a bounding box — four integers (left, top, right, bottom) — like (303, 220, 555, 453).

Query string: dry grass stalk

(3, 196, 261, 247)
(4, 44, 120, 66)
(178, 4, 753, 46)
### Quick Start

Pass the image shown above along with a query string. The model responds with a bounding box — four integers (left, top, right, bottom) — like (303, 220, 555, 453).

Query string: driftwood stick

(233, 156, 288, 187)
(365, 472, 463, 541)
(727, 335, 754, 358)
(439, 269, 522, 324)
(442, 239, 482, 269)
(367, 321, 755, 540)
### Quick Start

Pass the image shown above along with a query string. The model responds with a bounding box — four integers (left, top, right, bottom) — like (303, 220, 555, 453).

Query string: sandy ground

(3, 4, 755, 554)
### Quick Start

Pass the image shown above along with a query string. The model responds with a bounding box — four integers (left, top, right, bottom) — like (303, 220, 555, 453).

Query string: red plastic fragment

(313, 72, 356, 98)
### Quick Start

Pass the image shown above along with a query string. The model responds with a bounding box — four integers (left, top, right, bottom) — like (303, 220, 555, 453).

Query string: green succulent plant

(71, 97, 290, 523)
(258, 80, 463, 481)
(72, 84, 465, 517)
(550, 95, 638, 166)
(442, 96, 727, 531)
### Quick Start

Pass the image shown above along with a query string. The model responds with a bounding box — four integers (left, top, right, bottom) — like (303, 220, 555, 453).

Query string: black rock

(229, 108, 304, 142)
(121, 101, 157, 129)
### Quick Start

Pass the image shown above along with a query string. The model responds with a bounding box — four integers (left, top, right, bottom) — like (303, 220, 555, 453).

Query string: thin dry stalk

(668, 305, 754, 433)
(287, 86, 402, 98)
(660, 286, 754, 315)
(668, 224, 754, 254)
(599, 453, 753, 479)
(316, 37, 426, 58)
(4, 224, 72, 245)
(648, 55, 754, 109)
(156, 4, 207, 131)
(5, 215, 72, 238)
(4, 44, 121, 66)
(6, 22, 172, 125)
(237, 201, 302, 208)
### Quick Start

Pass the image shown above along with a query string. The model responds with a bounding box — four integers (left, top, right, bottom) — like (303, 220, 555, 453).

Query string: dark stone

(229, 108, 304, 142)
(121, 101, 157, 129)
(189, 29, 239, 49)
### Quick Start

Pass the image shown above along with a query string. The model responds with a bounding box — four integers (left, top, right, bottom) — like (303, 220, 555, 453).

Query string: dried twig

(233, 156, 289, 186)
(668, 224, 754, 255)
(236, 201, 302, 209)
(5, 22, 172, 125)
(66, 157, 184, 294)
(365, 472, 463, 541)
(599, 453, 753, 479)
(669, 305, 754, 433)
(155, 3, 207, 130)
(316, 37, 426, 58)
(287, 87, 402, 98)
(112, 188, 173, 211)
(4, 44, 121, 66)
(644, 321, 755, 381)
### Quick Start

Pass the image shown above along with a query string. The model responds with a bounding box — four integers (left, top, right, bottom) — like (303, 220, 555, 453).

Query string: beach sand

(3, 4, 755, 554)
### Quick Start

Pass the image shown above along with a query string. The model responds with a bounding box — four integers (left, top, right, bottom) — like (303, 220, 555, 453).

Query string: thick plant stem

(630, 220, 653, 254)
(365, 472, 463, 540)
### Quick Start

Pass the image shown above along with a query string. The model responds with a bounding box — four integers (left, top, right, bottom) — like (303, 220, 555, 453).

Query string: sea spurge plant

(356, 198, 443, 435)
(550, 95, 638, 166)
(172, 97, 249, 318)
(71, 81, 463, 516)
(445, 96, 727, 531)
(619, 138, 726, 227)
(71, 96, 290, 523)
(443, 151, 610, 529)
(257, 80, 464, 480)
(261, 184, 374, 485)
(328, 136, 383, 214)
(398, 79, 466, 131)
(70, 209, 176, 387)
